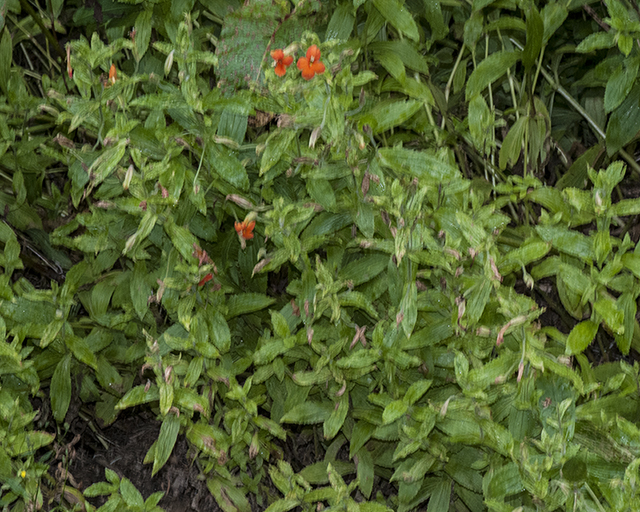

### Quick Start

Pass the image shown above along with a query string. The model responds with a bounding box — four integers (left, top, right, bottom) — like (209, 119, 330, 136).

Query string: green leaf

(400, 281, 417, 338)
(536, 224, 593, 260)
(260, 129, 296, 177)
(152, 413, 180, 476)
(576, 31, 616, 53)
(382, 399, 408, 425)
(606, 83, 640, 156)
(566, 320, 599, 355)
(227, 293, 276, 318)
(89, 139, 128, 188)
(116, 384, 160, 410)
(485, 462, 523, 499)
(0, 27, 11, 95)
(120, 477, 144, 509)
(522, 6, 544, 71)
(134, 9, 153, 62)
(372, 0, 419, 41)
(208, 312, 231, 353)
(594, 297, 624, 335)
(604, 58, 639, 113)
(357, 99, 421, 134)
(65, 335, 98, 371)
(130, 261, 152, 320)
(466, 50, 522, 100)
(404, 379, 432, 405)
(324, 394, 349, 439)
(378, 147, 460, 182)
(207, 477, 251, 512)
(51, 353, 72, 422)
(326, 3, 355, 41)
(209, 144, 249, 190)
(280, 402, 333, 425)
(427, 477, 452, 512)
(499, 116, 527, 170)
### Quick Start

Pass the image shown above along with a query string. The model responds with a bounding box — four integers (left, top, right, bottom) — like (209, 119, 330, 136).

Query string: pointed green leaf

(606, 83, 640, 156)
(378, 147, 460, 182)
(152, 413, 180, 476)
(373, 0, 419, 41)
(566, 320, 599, 355)
(120, 477, 144, 509)
(65, 335, 98, 371)
(466, 50, 522, 100)
(280, 402, 333, 425)
(51, 353, 72, 422)
(324, 394, 349, 440)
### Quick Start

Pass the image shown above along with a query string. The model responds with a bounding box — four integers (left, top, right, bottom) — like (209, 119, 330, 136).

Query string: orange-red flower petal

(198, 273, 213, 286)
(234, 220, 255, 240)
(108, 64, 117, 84)
(297, 45, 325, 80)
(271, 49, 294, 77)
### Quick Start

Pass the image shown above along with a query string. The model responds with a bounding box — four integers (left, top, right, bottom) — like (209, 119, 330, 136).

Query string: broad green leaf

(324, 394, 349, 439)
(606, 83, 640, 156)
(350, 421, 376, 457)
(604, 58, 639, 113)
(130, 261, 152, 320)
(65, 335, 98, 370)
(404, 379, 432, 405)
(382, 399, 408, 425)
(427, 477, 452, 512)
(307, 179, 336, 211)
(576, 31, 616, 53)
(208, 312, 231, 352)
(159, 381, 173, 415)
(339, 253, 388, 286)
(89, 139, 128, 188)
(466, 50, 522, 100)
(423, 0, 448, 40)
(51, 353, 72, 422)
(566, 320, 598, 355)
(298, 460, 355, 485)
(536, 224, 593, 260)
(356, 447, 375, 498)
(209, 144, 249, 190)
(280, 402, 333, 425)
(499, 241, 550, 274)
(370, 40, 430, 74)
(227, 293, 276, 318)
(260, 128, 296, 176)
(152, 413, 180, 476)
(485, 462, 524, 499)
(120, 477, 144, 509)
(593, 297, 624, 335)
(522, 6, 544, 71)
(116, 384, 160, 409)
(163, 217, 198, 261)
(0, 28, 11, 95)
(372, 0, 419, 41)
(8, 431, 55, 456)
(499, 116, 527, 170)
(134, 9, 153, 62)
(336, 349, 380, 369)
(357, 99, 421, 134)
(400, 281, 417, 338)
(378, 147, 460, 182)
(326, 3, 355, 41)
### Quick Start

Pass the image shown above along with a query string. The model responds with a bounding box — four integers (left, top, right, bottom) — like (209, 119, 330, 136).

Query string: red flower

(235, 220, 255, 240)
(297, 45, 325, 80)
(198, 273, 213, 287)
(270, 49, 294, 77)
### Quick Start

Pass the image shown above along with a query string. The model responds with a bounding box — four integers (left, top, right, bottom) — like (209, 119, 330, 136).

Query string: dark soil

(51, 412, 219, 512)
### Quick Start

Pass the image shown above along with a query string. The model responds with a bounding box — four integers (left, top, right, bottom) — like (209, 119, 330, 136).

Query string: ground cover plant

(5, 0, 640, 510)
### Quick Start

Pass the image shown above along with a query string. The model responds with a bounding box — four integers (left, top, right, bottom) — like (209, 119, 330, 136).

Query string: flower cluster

(270, 45, 325, 80)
